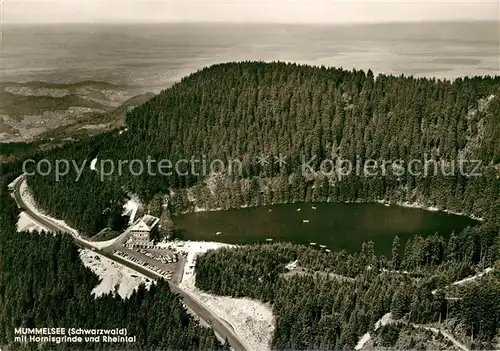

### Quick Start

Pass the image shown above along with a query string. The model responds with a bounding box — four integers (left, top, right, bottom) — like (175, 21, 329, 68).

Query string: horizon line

(2, 19, 498, 25)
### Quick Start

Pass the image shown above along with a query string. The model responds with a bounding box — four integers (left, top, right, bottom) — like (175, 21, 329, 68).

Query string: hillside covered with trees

(195, 224, 500, 350)
(0, 172, 226, 350)
(1, 62, 499, 350)
(20, 62, 500, 235)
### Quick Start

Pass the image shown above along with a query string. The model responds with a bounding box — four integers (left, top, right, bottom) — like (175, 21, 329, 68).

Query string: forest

(195, 223, 500, 350)
(0, 172, 226, 350)
(1, 62, 499, 349)
(17, 61, 500, 236)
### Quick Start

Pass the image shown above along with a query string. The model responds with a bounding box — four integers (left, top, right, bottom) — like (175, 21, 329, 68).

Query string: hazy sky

(2, 0, 499, 24)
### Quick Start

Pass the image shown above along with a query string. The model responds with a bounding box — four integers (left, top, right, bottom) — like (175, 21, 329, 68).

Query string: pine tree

(391, 236, 401, 270)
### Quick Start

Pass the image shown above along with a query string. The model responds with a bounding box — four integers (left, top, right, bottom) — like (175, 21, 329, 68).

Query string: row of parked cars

(124, 241, 172, 250)
(137, 249, 179, 264)
(114, 250, 172, 280)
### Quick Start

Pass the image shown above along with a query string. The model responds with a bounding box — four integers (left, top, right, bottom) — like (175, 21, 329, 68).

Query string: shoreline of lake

(173, 201, 479, 255)
(187, 199, 483, 222)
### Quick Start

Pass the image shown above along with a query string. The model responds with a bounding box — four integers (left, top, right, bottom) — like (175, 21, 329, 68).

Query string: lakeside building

(130, 215, 160, 246)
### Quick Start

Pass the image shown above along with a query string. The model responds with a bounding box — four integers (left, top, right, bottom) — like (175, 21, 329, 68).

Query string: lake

(173, 203, 478, 255)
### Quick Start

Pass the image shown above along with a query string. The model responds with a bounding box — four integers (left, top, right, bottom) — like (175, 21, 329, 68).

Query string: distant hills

(0, 80, 155, 159)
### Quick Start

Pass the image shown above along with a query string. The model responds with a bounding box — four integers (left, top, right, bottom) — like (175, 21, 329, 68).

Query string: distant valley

(0, 80, 154, 159)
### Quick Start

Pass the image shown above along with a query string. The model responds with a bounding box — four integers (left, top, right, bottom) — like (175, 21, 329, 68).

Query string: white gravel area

(80, 248, 152, 299)
(160, 240, 276, 351)
(17, 211, 48, 233)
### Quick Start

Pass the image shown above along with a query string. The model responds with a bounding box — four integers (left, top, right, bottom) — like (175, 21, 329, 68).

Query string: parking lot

(113, 246, 185, 284)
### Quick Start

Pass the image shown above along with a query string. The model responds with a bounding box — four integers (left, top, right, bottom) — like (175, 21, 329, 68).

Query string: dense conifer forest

(2, 62, 499, 349)
(0, 173, 225, 350)
(21, 62, 500, 235)
(195, 225, 500, 350)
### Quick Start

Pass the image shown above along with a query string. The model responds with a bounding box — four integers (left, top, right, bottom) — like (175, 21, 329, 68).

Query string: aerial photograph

(0, 0, 499, 350)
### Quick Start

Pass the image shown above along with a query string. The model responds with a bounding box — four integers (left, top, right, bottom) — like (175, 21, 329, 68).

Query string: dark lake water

(173, 203, 478, 255)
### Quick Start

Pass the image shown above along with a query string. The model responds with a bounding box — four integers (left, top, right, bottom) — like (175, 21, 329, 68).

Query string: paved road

(12, 176, 247, 351)
(412, 324, 469, 351)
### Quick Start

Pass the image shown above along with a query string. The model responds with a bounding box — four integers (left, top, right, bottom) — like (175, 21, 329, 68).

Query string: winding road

(11, 175, 248, 351)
